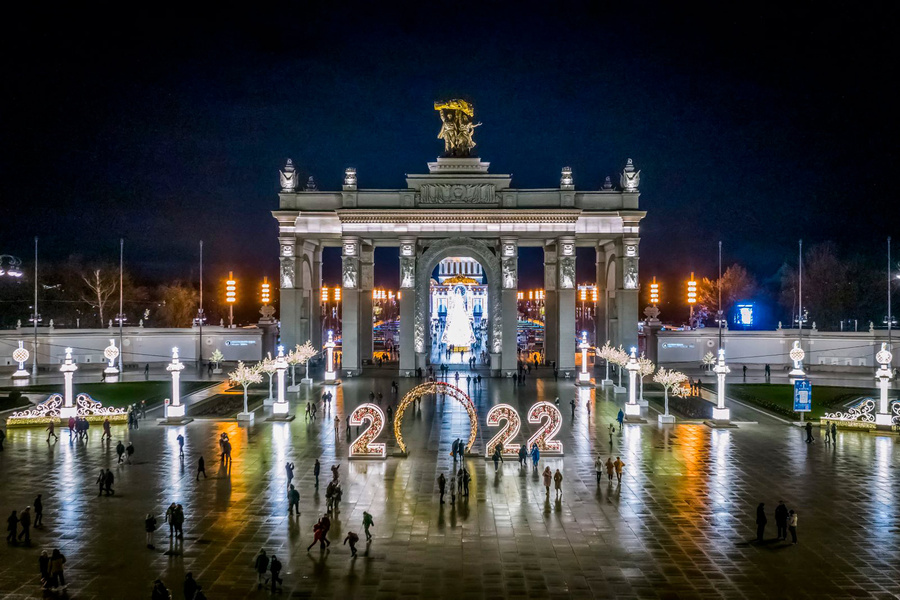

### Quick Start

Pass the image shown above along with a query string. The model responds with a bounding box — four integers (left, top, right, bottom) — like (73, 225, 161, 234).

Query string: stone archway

(393, 381, 478, 454)
(414, 237, 502, 364)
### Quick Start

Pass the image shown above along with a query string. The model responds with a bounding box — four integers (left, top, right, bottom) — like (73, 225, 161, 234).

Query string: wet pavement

(1, 374, 899, 599)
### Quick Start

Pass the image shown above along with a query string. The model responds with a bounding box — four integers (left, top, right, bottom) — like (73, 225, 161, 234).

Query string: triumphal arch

(274, 100, 645, 377)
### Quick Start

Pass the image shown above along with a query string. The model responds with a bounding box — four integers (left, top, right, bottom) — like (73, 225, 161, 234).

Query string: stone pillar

(500, 238, 519, 375)
(359, 244, 375, 367)
(556, 237, 577, 373)
(595, 244, 608, 349)
(311, 246, 323, 348)
(399, 239, 417, 375)
(340, 238, 361, 375)
(615, 237, 640, 352)
(543, 244, 558, 367)
(278, 238, 300, 351)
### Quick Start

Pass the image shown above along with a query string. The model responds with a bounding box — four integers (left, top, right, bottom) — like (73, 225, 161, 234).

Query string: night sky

(2, 3, 895, 308)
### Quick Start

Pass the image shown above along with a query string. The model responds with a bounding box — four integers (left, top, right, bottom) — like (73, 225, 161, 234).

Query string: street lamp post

(32, 237, 39, 377)
(104, 339, 120, 377)
(874, 343, 894, 428)
(712, 348, 731, 422)
(624, 347, 642, 419)
(268, 345, 294, 422)
(325, 330, 337, 382)
(59, 348, 78, 419)
(12, 341, 30, 379)
(576, 331, 592, 386)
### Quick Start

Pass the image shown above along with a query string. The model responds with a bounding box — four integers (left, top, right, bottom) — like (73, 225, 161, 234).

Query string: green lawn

(0, 381, 215, 409)
(725, 383, 888, 419)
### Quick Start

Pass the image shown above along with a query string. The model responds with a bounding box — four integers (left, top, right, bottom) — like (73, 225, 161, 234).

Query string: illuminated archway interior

(393, 381, 478, 455)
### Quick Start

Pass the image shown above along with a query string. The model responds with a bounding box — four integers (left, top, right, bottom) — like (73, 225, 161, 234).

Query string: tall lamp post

(576, 331, 592, 386)
(32, 237, 39, 377)
(325, 330, 338, 382)
(163, 347, 192, 424)
(268, 345, 294, 421)
(225, 271, 237, 327)
(874, 343, 894, 428)
(712, 348, 731, 422)
(624, 347, 642, 420)
(59, 348, 78, 419)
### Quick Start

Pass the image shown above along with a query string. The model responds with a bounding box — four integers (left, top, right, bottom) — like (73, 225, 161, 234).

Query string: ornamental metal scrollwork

(7, 393, 127, 427)
(823, 398, 876, 422)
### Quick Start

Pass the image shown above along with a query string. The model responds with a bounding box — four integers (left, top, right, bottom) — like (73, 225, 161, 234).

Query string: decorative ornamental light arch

(393, 381, 478, 455)
(414, 237, 503, 358)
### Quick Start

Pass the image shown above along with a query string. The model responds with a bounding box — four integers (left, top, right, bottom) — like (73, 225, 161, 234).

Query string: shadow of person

(437, 503, 445, 530)
(543, 497, 551, 515)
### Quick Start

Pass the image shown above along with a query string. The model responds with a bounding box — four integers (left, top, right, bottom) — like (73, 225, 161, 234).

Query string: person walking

(151, 579, 170, 599)
(451, 438, 459, 461)
(788, 510, 798, 544)
(491, 445, 503, 472)
(333, 415, 340, 438)
(102, 417, 111, 442)
(305, 402, 311, 421)
(46, 420, 58, 442)
(553, 469, 563, 499)
(145, 513, 158, 549)
(362, 511, 374, 541)
(165, 503, 177, 538)
(831, 422, 837, 443)
(542, 466, 552, 497)
(608, 423, 615, 446)
(254, 549, 269, 589)
(462, 468, 470, 497)
(39, 549, 51, 589)
(314, 459, 321, 488)
(319, 514, 332, 548)
(613, 456, 626, 483)
(17, 506, 31, 544)
(331, 463, 340, 482)
(805, 421, 814, 443)
(594, 456, 603, 485)
(531, 443, 540, 472)
(183, 572, 198, 600)
(570, 398, 576, 419)
(605, 457, 615, 482)
(755, 503, 767, 542)
(49, 549, 66, 590)
(196, 456, 206, 480)
(307, 520, 325, 551)
(269, 554, 283, 593)
(104, 469, 115, 495)
(285, 462, 294, 488)
(288, 484, 300, 516)
(97, 469, 106, 496)
(173, 504, 185, 538)
(616, 409, 625, 428)
(344, 531, 360, 557)
(517, 445, 527, 467)
(177, 434, 185, 458)
(437, 473, 446, 504)
(33, 494, 43, 527)
(126, 441, 135, 464)
(774, 500, 788, 540)
(116, 440, 126, 464)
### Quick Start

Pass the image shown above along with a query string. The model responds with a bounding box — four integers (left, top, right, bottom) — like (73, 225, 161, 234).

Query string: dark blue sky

(2, 2, 894, 301)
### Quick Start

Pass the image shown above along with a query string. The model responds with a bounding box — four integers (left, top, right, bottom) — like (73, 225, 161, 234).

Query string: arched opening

(429, 257, 489, 367)
(393, 381, 477, 455)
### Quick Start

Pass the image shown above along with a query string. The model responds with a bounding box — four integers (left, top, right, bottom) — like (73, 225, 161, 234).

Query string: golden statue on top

(435, 99, 482, 157)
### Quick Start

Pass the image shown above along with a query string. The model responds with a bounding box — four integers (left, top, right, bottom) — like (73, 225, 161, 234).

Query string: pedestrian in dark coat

(755, 503, 767, 542)
(774, 501, 788, 540)
(196, 456, 206, 480)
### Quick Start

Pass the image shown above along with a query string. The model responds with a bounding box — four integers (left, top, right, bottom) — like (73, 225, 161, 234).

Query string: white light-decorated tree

(598, 341, 614, 382)
(653, 367, 688, 420)
(229, 361, 263, 417)
(257, 354, 276, 401)
(701, 351, 716, 373)
(638, 355, 656, 402)
(292, 341, 317, 384)
(610, 345, 629, 388)
(210, 348, 224, 373)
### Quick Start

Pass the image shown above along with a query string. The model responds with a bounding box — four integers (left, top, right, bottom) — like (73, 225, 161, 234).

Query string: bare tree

(696, 264, 757, 322)
(81, 267, 118, 326)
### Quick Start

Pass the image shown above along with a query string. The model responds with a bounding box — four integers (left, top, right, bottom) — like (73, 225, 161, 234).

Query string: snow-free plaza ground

(1, 369, 899, 599)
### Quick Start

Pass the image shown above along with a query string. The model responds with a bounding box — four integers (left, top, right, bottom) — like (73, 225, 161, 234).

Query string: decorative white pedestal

(287, 384, 301, 392)
(875, 413, 892, 427)
(658, 414, 676, 424)
(624, 403, 641, 416)
(601, 379, 613, 387)
(236, 412, 255, 423)
(638, 399, 649, 407)
(301, 377, 313, 385)
(712, 407, 731, 421)
(263, 397, 276, 406)
(60, 407, 77, 419)
(160, 402, 193, 426)
(11, 370, 30, 380)
(613, 385, 626, 394)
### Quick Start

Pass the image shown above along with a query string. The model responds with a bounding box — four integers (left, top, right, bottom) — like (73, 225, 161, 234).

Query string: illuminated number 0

(349, 403, 386, 458)
(526, 401, 563, 454)
(485, 404, 521, 457)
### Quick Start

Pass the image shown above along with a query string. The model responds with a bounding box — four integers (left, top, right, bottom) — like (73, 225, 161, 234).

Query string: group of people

(127, 401, 147, 429)
(6, 501, 38, 545)
(756, 501, 799, 544)
(151, 573, 206, 600)
(218, 432, 232, 464)
(594, 456, 626, 484)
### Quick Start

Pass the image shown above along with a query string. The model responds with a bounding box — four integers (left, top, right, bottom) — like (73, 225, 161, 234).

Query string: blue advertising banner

(793, 379, 812, 412)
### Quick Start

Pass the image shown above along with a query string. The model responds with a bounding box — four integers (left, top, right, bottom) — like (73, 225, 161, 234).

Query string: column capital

(341, 237, 360, 257)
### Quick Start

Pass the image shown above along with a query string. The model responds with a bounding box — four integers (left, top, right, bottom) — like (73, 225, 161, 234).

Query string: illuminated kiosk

(349, 402, 387, 459)
(267, 345, 295, 421)
(709, 348, 732, 424)
(11, 341, 30, 379)
(394, 382, 477, 456)
(161, 347, 193, 425)
(576, 331, 594, 386)
(623, 348, 645, 422)
(788, 340, 806, 378)
(324, 331, 339, 383)
(103, 339, 120, 376)
(874, 343, 894, 428)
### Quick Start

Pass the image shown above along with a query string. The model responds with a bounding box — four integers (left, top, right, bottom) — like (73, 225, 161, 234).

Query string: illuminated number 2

(485, 404, 521, 457)
(526, 401, 563, 454)
(349, 403, 386, 458)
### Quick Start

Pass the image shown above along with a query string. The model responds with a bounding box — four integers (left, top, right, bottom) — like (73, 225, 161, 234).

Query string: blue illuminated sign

(793, 379, 811, 412)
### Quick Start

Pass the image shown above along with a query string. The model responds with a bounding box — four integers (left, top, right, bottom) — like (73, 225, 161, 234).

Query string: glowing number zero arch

(526, 401, 564, 455)
(394, 382, 477, 455)
(485, 404, 521, 457)
(349, 403, 386, 459)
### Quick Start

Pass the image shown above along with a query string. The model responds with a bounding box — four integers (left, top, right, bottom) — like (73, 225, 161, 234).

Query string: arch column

(556, 237, 577, 372)
(612, 236, 640, 352)
(340, 237, 362, 375)
(279, 238, 320, 352)
(399, 239, 417, 375)
(500, 238, 519, 375)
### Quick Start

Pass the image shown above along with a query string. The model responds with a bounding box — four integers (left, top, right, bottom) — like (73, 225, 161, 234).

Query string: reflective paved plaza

(2, 374, 899, 599)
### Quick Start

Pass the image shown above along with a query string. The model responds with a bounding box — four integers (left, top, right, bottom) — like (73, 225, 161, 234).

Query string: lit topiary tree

(610, 345, 629, 388)
(210, 348, 225, 374)
(229, 361, 263, 417)
(257, 354, 276, 402)
(701, 351, 716, 373)
(293, 341, 318, 384)
(653, 367, 688, 420)
(638, 355, 656, 402)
